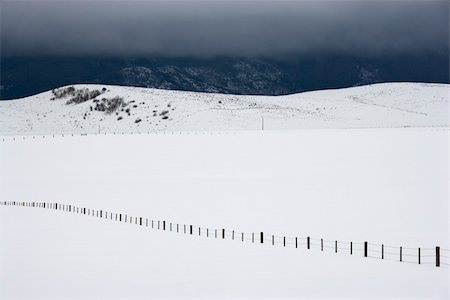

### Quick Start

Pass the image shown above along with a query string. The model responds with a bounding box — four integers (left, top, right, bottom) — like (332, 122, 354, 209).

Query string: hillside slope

(0, 82, 448, 135)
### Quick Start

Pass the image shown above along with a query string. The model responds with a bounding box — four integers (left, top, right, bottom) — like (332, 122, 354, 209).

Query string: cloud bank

(1, 0, 448, 57)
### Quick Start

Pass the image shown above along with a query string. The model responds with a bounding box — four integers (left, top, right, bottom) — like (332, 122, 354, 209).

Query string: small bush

(52, 86, 76, 99)
(90, 96, 125, 114)
(66, 88, 102, 105)
(90, 89, 101, 99)
(104, 97, 125, 114)
(135, 118, 142, 123)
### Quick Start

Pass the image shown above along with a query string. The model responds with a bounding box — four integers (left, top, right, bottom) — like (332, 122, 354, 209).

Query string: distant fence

(1, 131, 240, 142)
(1, 201, 448, 268)
(2, 125, 449, 141)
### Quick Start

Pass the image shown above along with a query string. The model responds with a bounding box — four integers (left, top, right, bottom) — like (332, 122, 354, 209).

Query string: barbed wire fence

(1, 131, 240, 142)
(3, 123, 450, 142)
(1, 201, 448, 268)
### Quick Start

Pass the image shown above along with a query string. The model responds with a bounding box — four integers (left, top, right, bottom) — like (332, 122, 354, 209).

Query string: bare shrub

(52, 86, 76, 99)
(105, 97, 125, 114)
(66, 88, 102, 105)
(91, 96, 126, 114)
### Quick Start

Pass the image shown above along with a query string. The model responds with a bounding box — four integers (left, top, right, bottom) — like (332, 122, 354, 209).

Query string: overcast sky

(1, 0, 448, 58)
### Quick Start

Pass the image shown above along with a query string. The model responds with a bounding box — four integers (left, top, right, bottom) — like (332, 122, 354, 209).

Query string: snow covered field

(0, 82, 448, 136)
(1, 127, 449, 299)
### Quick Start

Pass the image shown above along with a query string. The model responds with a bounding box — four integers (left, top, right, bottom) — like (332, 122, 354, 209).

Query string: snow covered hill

(0, 82, 448, 135)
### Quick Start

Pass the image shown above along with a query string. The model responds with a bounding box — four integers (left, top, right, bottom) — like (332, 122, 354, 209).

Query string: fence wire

(1, 201, 448, 268)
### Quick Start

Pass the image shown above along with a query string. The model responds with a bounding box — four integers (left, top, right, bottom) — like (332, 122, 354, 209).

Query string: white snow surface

(0, 82, 448, 135)
(0, 83, 449, 299)
(1, 128, 449, 299)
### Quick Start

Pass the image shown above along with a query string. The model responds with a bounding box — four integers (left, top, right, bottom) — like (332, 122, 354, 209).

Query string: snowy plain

(1, 128, 449, 299)
(0, 83, 449, 299)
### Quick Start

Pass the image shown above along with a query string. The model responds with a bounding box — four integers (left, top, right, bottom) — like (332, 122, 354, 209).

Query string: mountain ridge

(1, 54, 448, 100)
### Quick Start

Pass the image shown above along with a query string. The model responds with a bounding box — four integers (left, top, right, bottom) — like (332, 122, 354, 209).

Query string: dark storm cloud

(1, 0, 448, 57)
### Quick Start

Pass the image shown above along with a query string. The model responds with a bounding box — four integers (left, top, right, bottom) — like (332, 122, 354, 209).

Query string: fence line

(4, 126, 448, 142)
(1, 131, 239, 142)
(1, 201, 448, 268)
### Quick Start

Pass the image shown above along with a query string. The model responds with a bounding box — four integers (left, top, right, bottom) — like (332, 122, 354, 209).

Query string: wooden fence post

(382, 244, 384, 259)
(295, 237, 298, 248)
(307, 237, 310, 249)
(418, 248, 421, 264)
(283, 237, 286, 247)
(335, 241, 337, 253)
(190, 225, 193, 235)
(140, 217, 142, 226)
(261, 232, 264, 244)
(400, 247, 402, 262)
(322, 239, 324, 251)
(364, 242, 368, 257)
(163, 221, 166, 230)
(252, 233, 254, 243)
(272, 235, 274, 245)
(436, 247, 440, 267)
(222, 229, 225, 239)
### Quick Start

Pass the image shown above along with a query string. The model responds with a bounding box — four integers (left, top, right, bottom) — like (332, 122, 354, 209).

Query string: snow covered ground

(0, 82, 448, 135)
(1, 128, 449, 299)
